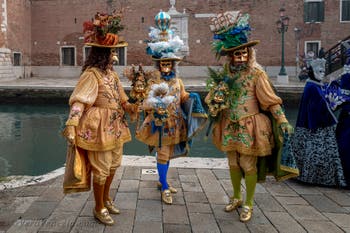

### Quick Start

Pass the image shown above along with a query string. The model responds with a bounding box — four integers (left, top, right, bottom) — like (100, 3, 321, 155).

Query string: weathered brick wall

(7, 0, 32, 65)
(29, 0, 349, 68)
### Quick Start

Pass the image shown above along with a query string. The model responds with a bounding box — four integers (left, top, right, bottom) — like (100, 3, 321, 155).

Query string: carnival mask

(232, 47, 249, 66)
(134, 78, 146, 93)
(310, 58, 326, 81)
(160, 60, 173, 74)
(110, 48, 119, 64)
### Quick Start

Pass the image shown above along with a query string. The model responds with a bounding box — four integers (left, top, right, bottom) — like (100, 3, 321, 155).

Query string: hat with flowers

(83, 9, 128, 48)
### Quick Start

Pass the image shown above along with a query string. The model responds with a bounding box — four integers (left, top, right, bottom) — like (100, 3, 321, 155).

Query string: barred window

(341, 0, 350, 22)
(61, 47, 75, 66)
(13, 52, 21, 66)
(304, 0, 324, 23)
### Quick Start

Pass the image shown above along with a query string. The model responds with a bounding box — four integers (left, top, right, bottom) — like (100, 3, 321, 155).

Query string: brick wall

(22, 0, 350, 68)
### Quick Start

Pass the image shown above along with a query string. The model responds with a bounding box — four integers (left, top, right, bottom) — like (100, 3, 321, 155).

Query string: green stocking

(229, 169, 242, 200)
(244, 173, 257, 207)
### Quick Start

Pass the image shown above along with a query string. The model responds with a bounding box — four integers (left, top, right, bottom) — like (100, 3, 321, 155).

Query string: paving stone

(80, 200, 94, 217)
(171, 191, 185, 205)
(139, 187, 160, 200)
(135, 200, 162, 222)
(177, 168, 196, 175)
(324, 212, 350, 229)
(55, 192, 89, 213)
(104, 209, 135, 233)
(255, 193, 285, 212)
(285, 180, 321, 195)
(284, 205, 327, 221)
(139, 180, 158, 188)
(118, 180, 139, 192)
(21, 201, 58, 220)
(37, 186, 65, 202)
(263, 180, 299, 197)
(264, 211, 306, 233)
(115, 192, 138, 210)
(38, 211, 78, 232)
(110, 179, 120, 189)
(324, 191, 350, 207)
(167, 167, 179, 179)
(122, 167, 141, 180)
(133, 221, 162, 233)
(181, 182, 203, 192)
(70, 216, 104, 233)
(16, 185, 47, 197)
(183, 191, 208, 203)
(205, 191, 229, 205)
(196, 169, 223, 192)
(275, 196, 309, 206)
(6, 219, 43, 233)
(140, 173, 158, 181)
(7, 196, 38, 214)
(163, 204, 189, 224)
(179, 174, 198, 183)
(189, 213, 221, 233)
(255, 183, 268, 194)
(211, 204, 239, 220)
(0, 213, 21, 232)
(302, 194, 349, 213)
(163, 223, 191, 233)
(187, 202, 212, 213)
(212, 169, 230, 179)
(216, 219, 250, 233)
(219, 179, 233, 195)
(299, 219, 343, 233)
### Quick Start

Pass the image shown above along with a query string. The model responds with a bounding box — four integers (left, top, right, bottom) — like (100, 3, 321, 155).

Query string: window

(305, 41, 320, 58)
(61, 47, 75, 66)
(83, 46, 91, 62)
(341, 0, 350, 22)
(13, 52, 21, 66)
(304, 0, 324, 23)
(116, 47, 126, 66)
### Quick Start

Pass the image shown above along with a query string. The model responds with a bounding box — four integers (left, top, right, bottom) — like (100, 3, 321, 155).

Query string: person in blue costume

(329, 43, 350, 187)
(135, 11, 207, 204)
(292, 58, 346, 187)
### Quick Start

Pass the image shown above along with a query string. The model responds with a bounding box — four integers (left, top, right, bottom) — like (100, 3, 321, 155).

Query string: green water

(0, 103, 298, 176)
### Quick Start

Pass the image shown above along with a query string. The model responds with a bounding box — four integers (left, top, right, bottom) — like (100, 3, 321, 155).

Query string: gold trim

(85, 42, 128, 48)
(220, 40, 260, 53)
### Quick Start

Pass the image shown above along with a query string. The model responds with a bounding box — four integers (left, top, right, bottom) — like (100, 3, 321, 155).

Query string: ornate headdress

(146, 11, 184, 61)
(210, 11, 259, 58)
(83, 9, 128, 48)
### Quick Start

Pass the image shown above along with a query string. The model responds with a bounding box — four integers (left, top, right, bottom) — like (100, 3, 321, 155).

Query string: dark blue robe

(292, 79, 346, 187)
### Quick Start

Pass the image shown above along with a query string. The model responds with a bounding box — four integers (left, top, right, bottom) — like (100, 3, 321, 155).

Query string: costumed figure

(136, 11, 207, 204)
(62, 10, 137, 226)
(326, 41, 350, 186)
(291, 58, 346, 187)
(206, 11, 297, 222)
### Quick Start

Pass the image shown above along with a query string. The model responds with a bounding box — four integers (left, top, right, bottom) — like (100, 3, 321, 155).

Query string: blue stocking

(157, 162, 169, 191)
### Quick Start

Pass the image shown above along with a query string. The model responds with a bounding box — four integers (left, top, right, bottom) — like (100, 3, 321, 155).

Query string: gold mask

(160, 60, 173, 74)
(110, 48, 119, 64)
(232, 47, 249, 65)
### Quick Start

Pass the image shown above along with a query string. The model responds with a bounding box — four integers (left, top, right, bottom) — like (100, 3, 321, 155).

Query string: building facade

(3, 0, 350, 78)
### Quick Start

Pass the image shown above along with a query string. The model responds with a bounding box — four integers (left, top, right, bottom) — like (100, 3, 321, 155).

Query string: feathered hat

(210, 11, 259, 57)
(145, 11, 184, 61)
(83, 9, 128, 48)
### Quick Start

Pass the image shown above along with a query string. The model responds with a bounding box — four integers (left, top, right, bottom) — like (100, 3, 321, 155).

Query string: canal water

(0, 102, 298, 176)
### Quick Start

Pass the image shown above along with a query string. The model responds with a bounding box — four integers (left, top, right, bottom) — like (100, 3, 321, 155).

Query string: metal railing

(325, 35, 350, 75)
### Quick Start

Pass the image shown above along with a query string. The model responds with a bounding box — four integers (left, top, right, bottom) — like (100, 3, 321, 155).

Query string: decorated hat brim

(85, 42, 128, 48)
(220, 40, 260, 54)
(151, 56, 182, 62)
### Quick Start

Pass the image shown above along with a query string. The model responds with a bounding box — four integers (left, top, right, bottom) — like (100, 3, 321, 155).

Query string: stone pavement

(1, 158, 350, 233)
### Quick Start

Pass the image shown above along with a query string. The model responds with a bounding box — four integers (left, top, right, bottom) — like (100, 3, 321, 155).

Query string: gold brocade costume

(207, 65, 287, 156)
(136, 74, 190, 148)
(65, 67, 132, 151)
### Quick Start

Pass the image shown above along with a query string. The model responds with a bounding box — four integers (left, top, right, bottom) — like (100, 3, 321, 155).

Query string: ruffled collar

(161, 71, 176, 81)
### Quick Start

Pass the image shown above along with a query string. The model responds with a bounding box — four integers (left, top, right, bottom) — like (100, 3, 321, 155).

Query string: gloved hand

(279, 122, 294, 135)
(325, 91, 347, 111)
(63, 125, 76, 144)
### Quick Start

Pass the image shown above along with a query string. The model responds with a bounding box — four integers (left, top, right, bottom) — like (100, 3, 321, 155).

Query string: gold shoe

(93, 207, 114, 226)
(104, 200, 120, 215)
(240, 205, 253, 222)
(161, 189, 173, 204)
(225, 198, 243, 212)
(157, 181, 178, 193)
